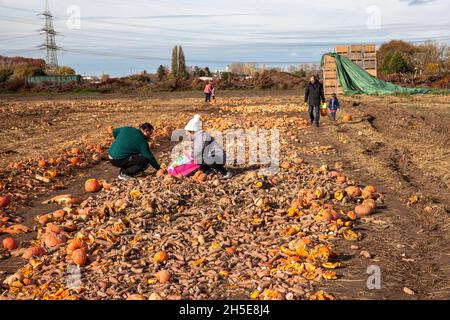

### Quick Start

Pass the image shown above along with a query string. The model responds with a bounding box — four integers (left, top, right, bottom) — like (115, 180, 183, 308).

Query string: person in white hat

(184, 114, 232, 179)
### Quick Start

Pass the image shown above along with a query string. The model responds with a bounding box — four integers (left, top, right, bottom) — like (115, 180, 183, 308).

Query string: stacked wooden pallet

(323, 44, 377, 97)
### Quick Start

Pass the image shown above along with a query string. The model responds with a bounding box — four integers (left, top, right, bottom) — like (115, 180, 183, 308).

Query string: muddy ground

(0, 90, 449, 299)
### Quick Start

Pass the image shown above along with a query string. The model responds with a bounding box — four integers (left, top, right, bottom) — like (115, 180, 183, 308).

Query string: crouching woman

(108, 123, 161, 180)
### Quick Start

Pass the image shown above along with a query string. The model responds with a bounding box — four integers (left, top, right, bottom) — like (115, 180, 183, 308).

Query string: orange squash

(345, 186, 362, 198)
(72, 249, 88, 266)
(197, 173, 207, 183)
(153, 251, 169, 263)
(45, 223, 62, 234)
(155, 270, 171, 284)
(3, 237, 19, 250)
(336, 175, 347, 184)
(53, 209, 66, 219)
(363, 199, 377, 210)
(66, 239, 88, 255)
(347, 211, 357, 221)
(364, 185, 377, 193)
(0, 195, 12, 208)
(22, 247, 46, 260)
(362, 189, 373, 200)
(42, 232, 66, 248)
(322, 209, 338, 222)
(70, 148, 80, 155)
(280, 162, 292, 169)
(38, 159, 47, 168)
(343, 114, 353, 122)
(68, 157, 79, 165)
(355, 205, 373, 218)
(84, 179, 101, 193)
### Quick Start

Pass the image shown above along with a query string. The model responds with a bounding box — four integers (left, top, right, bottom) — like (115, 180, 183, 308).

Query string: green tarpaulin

(321, 53, 430, 95)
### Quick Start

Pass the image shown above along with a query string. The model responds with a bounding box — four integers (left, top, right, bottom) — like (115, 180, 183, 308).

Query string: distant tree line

(378, 40, 449, 75)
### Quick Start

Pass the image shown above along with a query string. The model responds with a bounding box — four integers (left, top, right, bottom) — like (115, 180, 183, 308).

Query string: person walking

(108, 123, 161, 180)
(328, 93, 341, 121)
(204, 82, 213, 103)
(304, 75, 325, 127)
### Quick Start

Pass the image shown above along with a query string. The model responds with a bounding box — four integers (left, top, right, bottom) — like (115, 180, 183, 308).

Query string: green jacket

(109, 127, 160, 170)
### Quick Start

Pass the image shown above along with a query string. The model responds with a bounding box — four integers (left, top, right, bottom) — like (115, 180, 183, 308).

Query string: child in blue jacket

(328, 93, 340, 121)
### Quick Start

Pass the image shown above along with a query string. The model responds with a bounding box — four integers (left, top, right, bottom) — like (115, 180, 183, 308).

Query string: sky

(1, 0, 449, 76)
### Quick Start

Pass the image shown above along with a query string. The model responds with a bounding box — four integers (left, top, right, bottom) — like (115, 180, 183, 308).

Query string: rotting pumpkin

(84, 179, 101, 193)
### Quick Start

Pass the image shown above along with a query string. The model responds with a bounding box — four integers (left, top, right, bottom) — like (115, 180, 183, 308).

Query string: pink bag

(167, 154, 200, 177)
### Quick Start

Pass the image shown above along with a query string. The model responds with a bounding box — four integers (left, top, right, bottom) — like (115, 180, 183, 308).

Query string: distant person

(304, 75, 325, 127)
(211, 86, 216, 101)
(204, 82, 213, 103)
(108, 123, 161, 180)
(328, 93, 341, 121)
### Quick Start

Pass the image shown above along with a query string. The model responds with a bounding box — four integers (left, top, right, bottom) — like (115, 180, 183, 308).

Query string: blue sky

(1, 0, 449, 76)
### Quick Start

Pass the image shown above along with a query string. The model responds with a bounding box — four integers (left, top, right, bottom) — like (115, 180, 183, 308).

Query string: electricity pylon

(40, 0, 59, 71)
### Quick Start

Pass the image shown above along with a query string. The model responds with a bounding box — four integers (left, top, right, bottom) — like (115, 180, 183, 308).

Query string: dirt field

(0, 90, 449, 300)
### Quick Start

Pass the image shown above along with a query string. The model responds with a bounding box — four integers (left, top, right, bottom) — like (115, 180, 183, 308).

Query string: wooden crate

(323, 44, 377, 97)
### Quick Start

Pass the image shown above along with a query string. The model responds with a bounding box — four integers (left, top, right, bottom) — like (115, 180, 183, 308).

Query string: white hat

(184, 114, 202, 132)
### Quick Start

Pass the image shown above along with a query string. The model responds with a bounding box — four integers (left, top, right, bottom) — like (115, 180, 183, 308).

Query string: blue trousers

(308, 104, 320, 126)
(330, 111, 337, 120)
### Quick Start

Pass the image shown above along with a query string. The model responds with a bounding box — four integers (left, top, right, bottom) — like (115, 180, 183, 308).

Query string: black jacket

(304, 81, 325, 106)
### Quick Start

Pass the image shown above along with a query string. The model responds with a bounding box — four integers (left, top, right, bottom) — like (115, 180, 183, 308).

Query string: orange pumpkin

(84, 179, 101, 193)
(9, 162, 20, 170)
(153, 251, 169, 263)
(343, 114, 353, 122)
(98, 180, 111, 190)
(336, 175, 347, 184)
(197, 173, 207, 183)
(22, 247, 46, 260)
(362, 189, 373, 200)
(0, 195, 12, 208)
(355, 205, 373, 218)
(37, 215, 49, 225)
(315, 244, 331, 256)
(226, 247, 236, 255)
(347, 211, 357, 221)
(280, 162, 292, 169)
(68, 157, 79, 165)
(363, 199, 377, 210)
(322, 209, 338, 222)
(3, 237, 19, 250)
(72, 249, 87, 266)
(42, 232, 66, 248)
(38, 159, 47, 168)
(66, 239, 88, 255)
(364, 185, 377, 193)
(155, 270, 171, 284)
(345, 186, 362, 198)
(45, 223, 62, 234)
(70, 148, 80, 155)
(53, 209, 66, 219)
